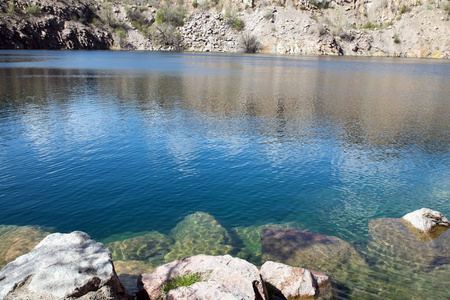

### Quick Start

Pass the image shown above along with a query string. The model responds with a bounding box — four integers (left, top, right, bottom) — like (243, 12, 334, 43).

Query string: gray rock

(0, 231, 132, 300)
(138, 254, 265, 300)
(260, 261, 330, 298)
(402, 208, 449, 234)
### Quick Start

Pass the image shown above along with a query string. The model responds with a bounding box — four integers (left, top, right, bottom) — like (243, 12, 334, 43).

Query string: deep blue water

(0, 50, 449, 244)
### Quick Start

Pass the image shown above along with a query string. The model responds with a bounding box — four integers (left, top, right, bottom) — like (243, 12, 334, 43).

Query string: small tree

(240, 33, 261, 53)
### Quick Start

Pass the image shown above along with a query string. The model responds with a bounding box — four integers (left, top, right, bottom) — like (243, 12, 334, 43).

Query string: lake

(0, 50, 449, 298)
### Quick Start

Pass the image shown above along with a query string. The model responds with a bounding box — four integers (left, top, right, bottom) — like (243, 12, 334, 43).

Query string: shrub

(156, 5, 186, 27)
(240, 33, 261, 53)
(25, 5, 41, 16)
(264, 11, 274, 20)
(6, 0, 19, 16)
(311, 0, 330, 9)
(151, 23, 183, 50)
(362, 21, 381, 30)
(400, 4, 410, 13)
(394, 34, 401, 43)
(224, 10, 245, 31)
(192, 0, 199, 8)
(161, 273, 202, 296)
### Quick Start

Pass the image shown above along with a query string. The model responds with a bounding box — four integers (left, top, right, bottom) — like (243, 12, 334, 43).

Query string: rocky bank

(0, 0, 448, 57)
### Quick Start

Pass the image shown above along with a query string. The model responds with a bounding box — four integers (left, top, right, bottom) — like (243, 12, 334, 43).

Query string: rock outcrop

(0, 0, 112, 50)
(260, 261, 331, 299)
(138, 254, 266, 300)
(0, 231, 132, 300)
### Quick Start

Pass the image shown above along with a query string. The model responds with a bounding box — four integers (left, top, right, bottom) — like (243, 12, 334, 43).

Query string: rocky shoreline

(0, 0, 448, 58)
(0, 208, 449, 299)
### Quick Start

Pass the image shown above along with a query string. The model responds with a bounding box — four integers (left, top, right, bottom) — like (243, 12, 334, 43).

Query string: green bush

(6, 0, 19, 16)
(264, 11, 274, 20)
(224, 10, 245, 31)
(161, 273, 202, 296)
(151, 23, 183, 50)
(192, 0, 199, 8)
(156, 5, 186, 27)
(394, 34, 401, 43)
(400, 4, 410, 13)
(362, 21, 381, 30)
(25, 5, 41, 16)
(311, 0, 330, 9)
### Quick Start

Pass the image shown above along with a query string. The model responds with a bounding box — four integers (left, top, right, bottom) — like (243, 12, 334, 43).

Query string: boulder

(114, 260, 154, 296)
(261, 227, 366, 275)
(0, 225, 51, 269)
(367, 218, 450, 271)
(164, 212, 234, 262)
(138, 254, 265, 300)
(166, 282, 246, 300)
(402, 208, 449, 235)
(0, 231, 132, 300)
(260, 261, 331, 299)
(106, 231, 174, 265)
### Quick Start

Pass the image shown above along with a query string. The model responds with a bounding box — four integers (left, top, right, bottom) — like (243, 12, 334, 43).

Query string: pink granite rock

(138, 254, 265, 300)
(260, 261, 330, 298)
(166, 282, 245, 300)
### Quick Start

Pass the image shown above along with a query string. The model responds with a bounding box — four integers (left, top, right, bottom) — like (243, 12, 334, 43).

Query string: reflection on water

(0, 51, 449, 298)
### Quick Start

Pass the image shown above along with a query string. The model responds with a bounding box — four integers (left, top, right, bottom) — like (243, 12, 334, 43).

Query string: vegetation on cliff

(0, 0, 448, 56)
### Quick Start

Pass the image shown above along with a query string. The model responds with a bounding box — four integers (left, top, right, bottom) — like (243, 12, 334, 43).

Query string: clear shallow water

(0, 51, 449, 298)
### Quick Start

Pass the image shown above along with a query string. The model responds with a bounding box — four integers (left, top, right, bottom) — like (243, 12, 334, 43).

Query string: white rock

(402, 208, 450, 233)
(0, 231, 131, 300)
(166, 282, 244, 299)
(139, 254, 265, 300)
(260, 261, 329, 298)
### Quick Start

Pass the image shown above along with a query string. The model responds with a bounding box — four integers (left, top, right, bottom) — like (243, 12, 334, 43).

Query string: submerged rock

(367, 218, 450, 271)
(0, 225, 51, 269)
(138, 254, 265, 300)
(164, 212, 234, 262)
(231, 222, 304, 264)
(260, 261, 331, 299)
(106, 231, 174, 265)
(402, 208, 449, 236)
(0, 231, 132, 300)
(261, 227, 366, 275)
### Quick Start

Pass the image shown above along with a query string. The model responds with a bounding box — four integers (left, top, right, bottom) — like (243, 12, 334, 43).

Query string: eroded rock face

(261, 227, 366, 274)
(367, 218, 450, 271)
(164, 212, 234, 262)
(260, 261, 331, 299)
(138, 254, 265, 300)
(0, 231, 132, 300)
(402, 208, 449, 234)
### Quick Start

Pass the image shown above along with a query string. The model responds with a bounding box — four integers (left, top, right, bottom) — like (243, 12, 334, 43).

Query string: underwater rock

(0, 225, 51, 269)
(231, 222, 304, 264)
(106, 231, 174, 265)
(402, 208, 449, 234)
(260, 261, 330, 298)
(0, 231, 132, 300)
(164, 212, 234, 262)
(261, 227, 366, 276)
(367, 218, 450, 271)
(114, 260, 154, 296)
(138, 254, 265, 300)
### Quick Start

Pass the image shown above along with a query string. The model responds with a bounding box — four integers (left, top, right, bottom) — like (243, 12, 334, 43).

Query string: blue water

(0, 50, 449, 245)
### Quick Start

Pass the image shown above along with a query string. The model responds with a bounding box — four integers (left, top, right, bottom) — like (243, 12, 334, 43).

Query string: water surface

(0, 51, 449, 298)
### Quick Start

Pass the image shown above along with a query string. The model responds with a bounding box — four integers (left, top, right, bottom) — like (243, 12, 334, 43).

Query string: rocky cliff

(0, 0, 448, 57)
